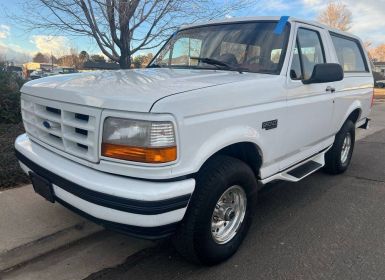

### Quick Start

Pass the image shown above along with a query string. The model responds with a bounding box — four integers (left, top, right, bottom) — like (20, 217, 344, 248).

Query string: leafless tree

(369, 44, 385, 62)
(79, 50, 90, 63)
(317, 1, 352, 31)
(13, 0, 252, 69)
(33, 52, 49, 63)
(90, 54, 106, 62)
(0, 53, 7, 62)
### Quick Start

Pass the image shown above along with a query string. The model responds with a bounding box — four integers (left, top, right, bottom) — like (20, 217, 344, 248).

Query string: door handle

(326, 86, 336, 93)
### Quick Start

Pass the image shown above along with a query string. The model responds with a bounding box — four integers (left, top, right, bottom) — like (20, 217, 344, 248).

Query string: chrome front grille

(21, 95, 101, 162)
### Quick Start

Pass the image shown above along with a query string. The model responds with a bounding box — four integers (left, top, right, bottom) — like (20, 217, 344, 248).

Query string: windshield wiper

(147, 63, 162, 68)
(190, 57, 244, 73)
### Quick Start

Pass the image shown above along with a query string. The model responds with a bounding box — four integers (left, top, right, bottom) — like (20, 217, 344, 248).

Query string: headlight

(101, 117, 177, 163)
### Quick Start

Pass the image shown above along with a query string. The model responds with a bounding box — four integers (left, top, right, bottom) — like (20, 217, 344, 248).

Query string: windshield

(149, 21, 290, 74)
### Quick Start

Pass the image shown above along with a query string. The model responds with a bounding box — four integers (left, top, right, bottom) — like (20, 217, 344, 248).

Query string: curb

(0, 221, 102, 272)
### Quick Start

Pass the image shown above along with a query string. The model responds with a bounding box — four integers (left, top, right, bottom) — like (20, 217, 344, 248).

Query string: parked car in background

(376, 80, 385, 88)
(59, 67, 78, 74)
(15, 16, 373, 265)
(29, 70, 45, 80)
(28, 67, 78, 80)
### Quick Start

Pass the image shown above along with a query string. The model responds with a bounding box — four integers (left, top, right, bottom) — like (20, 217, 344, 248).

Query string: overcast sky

(0, 0, 384, 63)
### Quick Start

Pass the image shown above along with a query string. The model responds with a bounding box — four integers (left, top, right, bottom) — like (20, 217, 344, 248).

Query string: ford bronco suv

(15, 16, 373, 265)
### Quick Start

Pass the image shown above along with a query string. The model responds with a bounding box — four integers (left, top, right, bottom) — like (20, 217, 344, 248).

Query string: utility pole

(51, 51, 54, 72)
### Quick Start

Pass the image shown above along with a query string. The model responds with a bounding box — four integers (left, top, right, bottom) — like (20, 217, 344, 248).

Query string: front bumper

(15, 134, 195, 239)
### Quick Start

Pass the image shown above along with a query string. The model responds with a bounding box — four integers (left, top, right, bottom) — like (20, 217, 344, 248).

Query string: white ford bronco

(15, 16, 373, 264)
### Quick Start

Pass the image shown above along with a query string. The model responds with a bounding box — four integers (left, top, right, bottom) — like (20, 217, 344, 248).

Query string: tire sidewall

(193, 161, 256, 264)
(334, 120, 355, 171)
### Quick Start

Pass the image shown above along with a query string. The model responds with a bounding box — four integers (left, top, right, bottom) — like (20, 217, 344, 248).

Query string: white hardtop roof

(180, 16, 361, 41)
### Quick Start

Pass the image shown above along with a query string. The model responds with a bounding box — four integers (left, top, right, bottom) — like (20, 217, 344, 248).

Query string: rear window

(330, 33, 368, 73)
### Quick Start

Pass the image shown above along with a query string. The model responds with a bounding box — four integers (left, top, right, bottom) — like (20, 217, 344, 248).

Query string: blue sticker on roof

(172, 27, 180, 38)
(274, 16, 290, 35)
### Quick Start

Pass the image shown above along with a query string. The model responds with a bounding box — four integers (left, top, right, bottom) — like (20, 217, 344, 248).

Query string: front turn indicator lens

(101, 143, 177, 163)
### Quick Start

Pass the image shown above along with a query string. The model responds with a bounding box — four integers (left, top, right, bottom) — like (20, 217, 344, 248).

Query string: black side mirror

(303, 63, 344, 84)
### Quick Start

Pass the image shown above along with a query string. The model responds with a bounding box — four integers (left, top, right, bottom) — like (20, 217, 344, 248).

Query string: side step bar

(260, 149, 328, 185)
(287, 161, 323, 179)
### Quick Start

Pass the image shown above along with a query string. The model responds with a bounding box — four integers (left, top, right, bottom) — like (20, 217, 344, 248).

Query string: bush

(0, 91, 22, 124)
(0, 69, 29, 189)
(0, 70, 24, 124)
(0, 123, 29, 189)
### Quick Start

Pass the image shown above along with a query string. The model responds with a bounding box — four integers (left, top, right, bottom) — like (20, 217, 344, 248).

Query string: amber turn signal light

(101, 143, 177, 163)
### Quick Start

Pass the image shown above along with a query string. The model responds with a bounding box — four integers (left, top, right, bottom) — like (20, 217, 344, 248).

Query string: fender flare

(191, 125, 264, 173)
(338, 101, 362, 131)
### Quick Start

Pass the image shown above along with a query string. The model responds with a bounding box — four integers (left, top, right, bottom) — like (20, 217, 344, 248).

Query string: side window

(330, 34, 368, 72)
(290, 28, 325, 80)
(155, 48, 171, 66)
(170, 37, 202, 66)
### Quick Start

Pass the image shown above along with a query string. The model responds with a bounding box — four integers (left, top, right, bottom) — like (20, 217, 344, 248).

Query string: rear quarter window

(330, 33, 368, 73)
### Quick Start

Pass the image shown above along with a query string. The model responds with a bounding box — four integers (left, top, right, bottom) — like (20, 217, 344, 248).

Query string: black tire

(324, 119, 355, 174)
(173, 155, 257, 265)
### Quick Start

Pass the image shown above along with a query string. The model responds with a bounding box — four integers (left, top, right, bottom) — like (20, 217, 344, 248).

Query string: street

(87, 102, 385, 280)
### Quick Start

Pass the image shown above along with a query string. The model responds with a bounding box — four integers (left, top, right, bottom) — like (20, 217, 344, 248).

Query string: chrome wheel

(341, 132, 352, 164)
(211, 185, 247, 244)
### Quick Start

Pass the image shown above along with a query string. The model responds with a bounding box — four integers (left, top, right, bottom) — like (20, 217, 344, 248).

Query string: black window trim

(148, 20, 292, 75)
(290, 26, 327, 81)
(329, 31, 369, 73)
(295, 38, 304, 80)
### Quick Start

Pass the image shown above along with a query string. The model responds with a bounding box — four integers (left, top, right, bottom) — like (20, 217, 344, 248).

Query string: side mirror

(302, 63, 344, 84)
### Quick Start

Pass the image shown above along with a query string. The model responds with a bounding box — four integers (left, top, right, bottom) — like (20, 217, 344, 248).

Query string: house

(22, 62, 58, 79)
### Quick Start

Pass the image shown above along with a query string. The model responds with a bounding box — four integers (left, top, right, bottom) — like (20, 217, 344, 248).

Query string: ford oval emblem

(43, 120, 51, 129)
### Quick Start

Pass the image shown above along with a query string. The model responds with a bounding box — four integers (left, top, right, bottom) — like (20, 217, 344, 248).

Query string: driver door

(281, 23, 335, 170)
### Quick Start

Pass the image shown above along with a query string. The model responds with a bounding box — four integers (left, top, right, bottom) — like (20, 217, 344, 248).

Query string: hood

(21, 68, 269, 112)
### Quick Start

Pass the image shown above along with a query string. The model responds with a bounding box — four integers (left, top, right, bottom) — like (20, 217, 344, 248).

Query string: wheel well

(347, 109, 361, 124)
(208, 142, 262, 178)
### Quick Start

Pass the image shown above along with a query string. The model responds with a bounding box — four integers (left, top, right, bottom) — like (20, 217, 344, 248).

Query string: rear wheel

(324, 120, 355, 174)
(173, 155, 257, 265)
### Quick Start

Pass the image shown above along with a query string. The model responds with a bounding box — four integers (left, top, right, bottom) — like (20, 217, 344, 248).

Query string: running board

(287, 161, 323, 178)
(260, 151, 326, 184)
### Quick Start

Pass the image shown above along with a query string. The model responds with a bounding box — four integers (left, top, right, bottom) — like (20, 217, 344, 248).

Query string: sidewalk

(0, 185, 153, 280)
(0, 185, 102, 271)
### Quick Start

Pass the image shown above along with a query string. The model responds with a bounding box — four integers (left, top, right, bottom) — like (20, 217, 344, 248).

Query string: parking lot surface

(87, 103, 385, 280)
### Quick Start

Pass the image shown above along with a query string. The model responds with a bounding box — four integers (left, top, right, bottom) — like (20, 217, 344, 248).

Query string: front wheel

(324, 120, 355, 174)
(173, 155, 257, 265)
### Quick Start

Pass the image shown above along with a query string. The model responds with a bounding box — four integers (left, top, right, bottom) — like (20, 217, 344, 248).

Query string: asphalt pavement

(87, 102, 385, 280)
